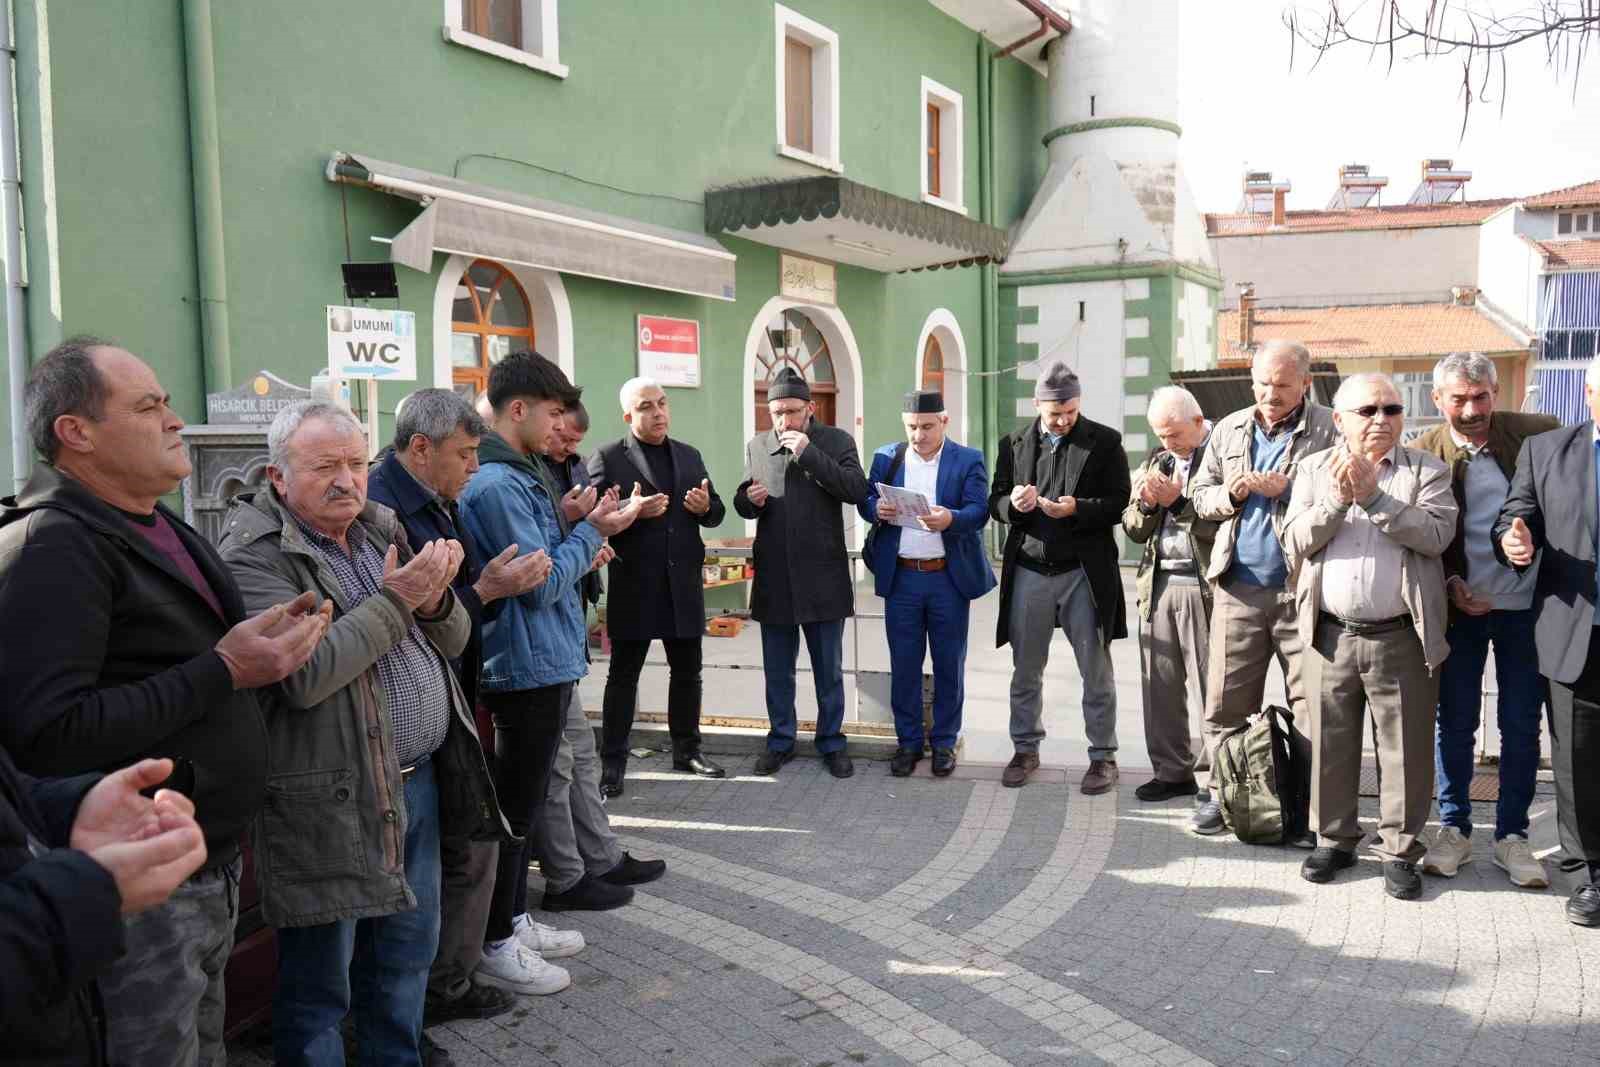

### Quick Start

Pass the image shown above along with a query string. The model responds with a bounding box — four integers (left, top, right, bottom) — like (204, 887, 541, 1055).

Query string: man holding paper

(859, 390, 996, 777)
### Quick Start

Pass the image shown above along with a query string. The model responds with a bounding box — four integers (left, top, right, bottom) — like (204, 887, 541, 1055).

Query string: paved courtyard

(231, 756, 1596, 1066)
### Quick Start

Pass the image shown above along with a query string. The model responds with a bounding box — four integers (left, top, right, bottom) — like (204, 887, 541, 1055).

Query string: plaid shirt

(294, 516, 451, 766)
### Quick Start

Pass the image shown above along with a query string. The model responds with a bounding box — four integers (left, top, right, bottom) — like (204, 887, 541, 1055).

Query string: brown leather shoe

(1080, 759, 1119, 795)
(1001, 751, 1039, 788)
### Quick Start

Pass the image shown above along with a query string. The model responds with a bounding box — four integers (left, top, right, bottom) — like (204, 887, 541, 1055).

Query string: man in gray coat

(221, 401, 507, 1064)
(734, 367, 870, 778)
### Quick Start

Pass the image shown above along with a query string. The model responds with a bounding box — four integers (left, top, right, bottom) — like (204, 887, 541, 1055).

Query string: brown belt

(897, 557, 946, 572)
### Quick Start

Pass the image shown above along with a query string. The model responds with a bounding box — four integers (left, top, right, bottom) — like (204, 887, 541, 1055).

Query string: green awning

(705, 177, 1007, 272)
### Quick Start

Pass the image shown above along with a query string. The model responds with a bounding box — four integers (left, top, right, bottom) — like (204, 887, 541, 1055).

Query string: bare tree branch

(1284, 1, 1599, 133)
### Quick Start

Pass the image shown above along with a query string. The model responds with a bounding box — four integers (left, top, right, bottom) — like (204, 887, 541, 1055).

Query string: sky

(1177, 1, 1600, 213)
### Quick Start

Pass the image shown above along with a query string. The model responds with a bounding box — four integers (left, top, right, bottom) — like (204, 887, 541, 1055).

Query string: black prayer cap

(903, 389, 944, 414)
(768, 366, 811, 402)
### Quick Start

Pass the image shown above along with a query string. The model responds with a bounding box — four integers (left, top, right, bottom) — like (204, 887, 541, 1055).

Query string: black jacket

(990, 416, 1132, 647)
(734, 419, 869, 625)
(587, 434, 725, 641)
(549, 452, 602, 609)
(0, 745, 120, 1066)
(366, 450, 496, 710)
(0, 466, 264, 863)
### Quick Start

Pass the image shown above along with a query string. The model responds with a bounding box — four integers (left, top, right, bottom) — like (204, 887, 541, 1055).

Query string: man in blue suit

(859, 390, 996, 777)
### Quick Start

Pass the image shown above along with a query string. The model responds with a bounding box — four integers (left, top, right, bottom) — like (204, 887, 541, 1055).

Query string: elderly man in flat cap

(735, 367, 870, 779)
(859, 390, 997, 777)
(989, 364, 1131, 793)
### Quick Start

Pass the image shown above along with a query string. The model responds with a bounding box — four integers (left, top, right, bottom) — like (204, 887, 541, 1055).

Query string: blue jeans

(885, 567, 970, 750)
(1435, 608, 1544, 839)
(760, 619, 847, 754)
(273, 757, 442, 1067)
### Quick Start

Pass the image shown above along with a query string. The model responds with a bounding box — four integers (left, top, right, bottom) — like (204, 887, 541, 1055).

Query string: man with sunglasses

(1412, 353, 1557, 890)
(1283, 373, 1456, 901)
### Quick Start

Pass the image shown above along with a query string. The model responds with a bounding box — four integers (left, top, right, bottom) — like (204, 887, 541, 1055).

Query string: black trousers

(482, 684, 569, 941)
(601, 638, 703, 763)
(1548, 628, 1600, 873)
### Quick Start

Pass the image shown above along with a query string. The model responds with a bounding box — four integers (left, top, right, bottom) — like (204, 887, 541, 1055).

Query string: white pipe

(2, 1, 30, 492)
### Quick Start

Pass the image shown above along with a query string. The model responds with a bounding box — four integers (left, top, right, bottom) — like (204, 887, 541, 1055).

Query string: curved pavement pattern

(239, 755, 1598, 1066)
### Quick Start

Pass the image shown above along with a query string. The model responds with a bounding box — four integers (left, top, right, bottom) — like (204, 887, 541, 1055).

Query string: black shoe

(599, 761, 624, 798)
(1134, 777, 1199, 802)
(1566, 883, 1600, 927)
(541, 873, 635, 911)
(1301, 847, 1357, 884)
(823, 751, 855, 779)
(931, 748, 957, 777)
(421, 1033, 455, 1066)
(889, 747, 921, 777)
(1288, 829, 1318, 850)
(753, 748, 794, 775)
(600, 851, 666, 886)
(672, 752, 726, 778)
(424, 983, 516, 1027)
(1190, 799, 1225, 835)
(1383, 860, 1423, 900)
(1196, 788, 1211, 804)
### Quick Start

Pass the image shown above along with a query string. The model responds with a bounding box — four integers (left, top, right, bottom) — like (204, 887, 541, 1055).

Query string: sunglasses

(1346, 404, 1404, 418)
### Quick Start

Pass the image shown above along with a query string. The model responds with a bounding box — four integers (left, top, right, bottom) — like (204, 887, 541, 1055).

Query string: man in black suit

(589, 378, 727, 795)
(1494, 360, 1600, 928)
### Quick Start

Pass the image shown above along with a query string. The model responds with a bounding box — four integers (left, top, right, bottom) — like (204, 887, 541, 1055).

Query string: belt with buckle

(1157, 560, 1196, 573)
(1319, 612, 1411, 637)
(399, 755, 430, 782)
(897, 557, 946, 572)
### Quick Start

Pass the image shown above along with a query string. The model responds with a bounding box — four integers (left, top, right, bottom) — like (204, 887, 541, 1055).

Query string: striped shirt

(293, 516, 451, 766)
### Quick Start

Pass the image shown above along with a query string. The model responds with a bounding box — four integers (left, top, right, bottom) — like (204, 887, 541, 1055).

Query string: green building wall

(4, 0, 1051, 517)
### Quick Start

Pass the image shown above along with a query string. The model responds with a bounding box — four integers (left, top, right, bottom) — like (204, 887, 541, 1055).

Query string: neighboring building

(1511, 180, 1600, 424)
(1205, 159, 1538, 430)
(0, 0, 1093, 526)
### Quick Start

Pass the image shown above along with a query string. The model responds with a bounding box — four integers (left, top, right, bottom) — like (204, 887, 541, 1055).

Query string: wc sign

(326, 306, 418, 380)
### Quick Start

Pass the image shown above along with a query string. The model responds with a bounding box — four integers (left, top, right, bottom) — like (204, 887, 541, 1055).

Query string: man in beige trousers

(1188, 340, 1339, 834)
(1283, 373, 1456, 901)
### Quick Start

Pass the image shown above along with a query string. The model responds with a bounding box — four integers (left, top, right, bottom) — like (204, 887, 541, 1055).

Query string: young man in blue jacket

(859, 390, 996, 777)
(458, 353, 647, 995)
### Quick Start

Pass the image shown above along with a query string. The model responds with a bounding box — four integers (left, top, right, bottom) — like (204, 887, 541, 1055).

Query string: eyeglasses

(1346, 404, 1404, 418)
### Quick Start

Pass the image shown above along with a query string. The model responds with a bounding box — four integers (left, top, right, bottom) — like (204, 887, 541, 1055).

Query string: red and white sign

(637, 315, 701, 388)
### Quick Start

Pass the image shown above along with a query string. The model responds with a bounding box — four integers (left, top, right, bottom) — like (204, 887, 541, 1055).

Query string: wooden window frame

(451, 259, 536, 399)
(445, 0, 567, 79)
(775, 4, 840, 172)
(919, 77, 964, 214)
(926, 102, 941, 199)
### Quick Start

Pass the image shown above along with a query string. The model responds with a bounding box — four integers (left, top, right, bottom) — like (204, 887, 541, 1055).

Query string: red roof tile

(1216, 303, 1527, 362)
(1523, 179, 1600, 210)
(1536, 239, 1600, 272)
(1206, 199, 1514, 238)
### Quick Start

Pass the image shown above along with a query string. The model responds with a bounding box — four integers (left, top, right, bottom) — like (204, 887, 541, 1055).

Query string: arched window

(753, 308, 837, 430)
(450, 259, 535, 398)
(921, 334, 944, 394)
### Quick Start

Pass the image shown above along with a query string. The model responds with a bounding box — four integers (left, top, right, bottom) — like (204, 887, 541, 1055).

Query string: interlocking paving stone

(228, 755, 1599, 1065)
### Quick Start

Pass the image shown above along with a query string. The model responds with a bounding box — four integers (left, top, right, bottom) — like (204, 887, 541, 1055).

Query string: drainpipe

(976, 38, 995, 471)
(2, 1, 29, 491)
(182, 0, 231, 393)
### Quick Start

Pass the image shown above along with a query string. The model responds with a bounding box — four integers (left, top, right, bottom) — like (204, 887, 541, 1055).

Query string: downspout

(3, 1, 29, 490)
(976, 38, 993, 467)
(182, 0, 230, 393)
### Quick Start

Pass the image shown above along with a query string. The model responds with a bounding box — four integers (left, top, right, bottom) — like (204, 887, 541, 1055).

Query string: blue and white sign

(326, 306, 418, 380)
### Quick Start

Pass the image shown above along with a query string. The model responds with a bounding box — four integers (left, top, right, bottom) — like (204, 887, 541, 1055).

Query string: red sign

(637, 315, 701, 387)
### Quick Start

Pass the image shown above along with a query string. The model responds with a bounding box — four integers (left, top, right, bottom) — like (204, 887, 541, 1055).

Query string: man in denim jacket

(458, 353, 645, 995)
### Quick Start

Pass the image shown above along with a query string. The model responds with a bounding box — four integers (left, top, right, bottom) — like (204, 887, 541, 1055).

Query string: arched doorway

(753, 308, 838, 431)
(432, 254, 575, 391)
(914, 309, 969, 444)
(449, 259, 536, 398)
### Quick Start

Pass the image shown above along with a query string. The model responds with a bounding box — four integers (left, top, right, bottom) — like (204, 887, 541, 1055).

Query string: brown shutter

(927, 102, 941, 197)
(785, 37, 814, 153)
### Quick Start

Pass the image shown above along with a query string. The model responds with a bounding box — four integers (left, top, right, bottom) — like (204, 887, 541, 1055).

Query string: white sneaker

(1493, 834, 1550, 889)
(514, 913, 585, 959)
(472, 940, 570, 996)
(1423, 826, 1472, 877)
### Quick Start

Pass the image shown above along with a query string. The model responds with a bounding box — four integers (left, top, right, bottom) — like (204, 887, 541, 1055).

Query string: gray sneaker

(1191, 798, 1225, 835)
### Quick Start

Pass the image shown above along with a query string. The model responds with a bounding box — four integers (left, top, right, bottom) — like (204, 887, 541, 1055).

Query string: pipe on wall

(3, 0, 30, 491)
(182, 0, 231, 394)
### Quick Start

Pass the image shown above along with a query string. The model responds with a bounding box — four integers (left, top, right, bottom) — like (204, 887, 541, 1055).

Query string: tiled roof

(1206, 199, 1514, 237)
(1536, 239, 1600, 272)
(1216, 303, 1528, 362)
(1523, 179, 1600, 210)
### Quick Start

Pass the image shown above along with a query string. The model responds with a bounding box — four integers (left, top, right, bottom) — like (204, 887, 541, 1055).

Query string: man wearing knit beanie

(988, 363, 1131, 793)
